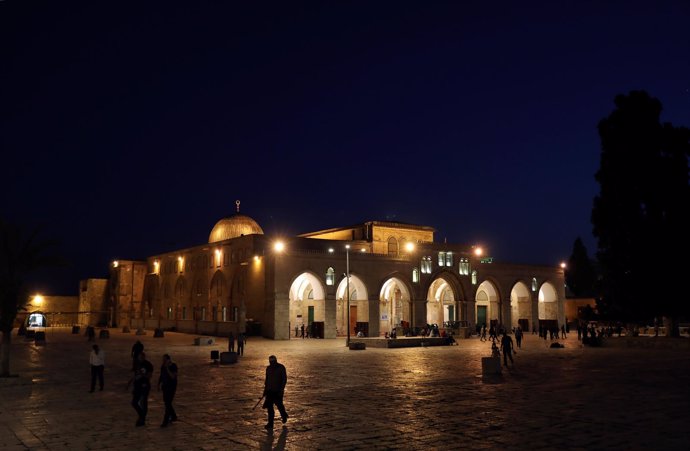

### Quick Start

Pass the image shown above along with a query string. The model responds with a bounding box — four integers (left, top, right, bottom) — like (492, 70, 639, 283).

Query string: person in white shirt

(89, 344, 105, 392)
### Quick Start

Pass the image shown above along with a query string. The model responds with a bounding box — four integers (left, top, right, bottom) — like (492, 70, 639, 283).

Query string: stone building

(119, 209, 566, 339)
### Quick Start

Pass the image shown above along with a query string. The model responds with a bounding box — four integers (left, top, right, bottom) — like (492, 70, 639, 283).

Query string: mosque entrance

(476, 306, 487, 327)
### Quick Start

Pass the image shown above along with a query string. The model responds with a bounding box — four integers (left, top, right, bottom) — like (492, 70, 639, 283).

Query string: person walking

(262, 355, 288, 430)
(237, 332, 246, 356)
(300, 324, 305, 339)
(89, 344, 105, 392)
(480, 325, 487, 342)
(158, 354, 178, 427)
(129, 351, 153, 427)
(228, 332, 235, 353)
(500, 333, 515, 367)
(131, 340, 144, 370)
(514, 326, 523, 349)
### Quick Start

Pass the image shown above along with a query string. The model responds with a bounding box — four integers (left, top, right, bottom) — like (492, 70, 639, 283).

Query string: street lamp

(346, 244, 351, 346)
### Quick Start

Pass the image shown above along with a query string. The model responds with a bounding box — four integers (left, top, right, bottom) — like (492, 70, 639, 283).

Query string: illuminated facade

(116, 209, 565, 339)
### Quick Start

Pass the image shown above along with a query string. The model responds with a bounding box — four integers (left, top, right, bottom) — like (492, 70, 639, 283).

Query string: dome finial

(235, 200, 241, 213)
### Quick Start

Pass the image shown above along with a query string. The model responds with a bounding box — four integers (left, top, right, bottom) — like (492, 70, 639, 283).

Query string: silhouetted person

(89, 344, 105, 392)
(514, 326, 523, 349)
(129, 352, 153, 427)
(158, 354, 178, 427)
(301, 324, 305, 339)
(237, 332, 246, 356)
(228, 332, 235, 353)
(500, 333, 515, 366)
(131, 340, 144, 370)
(263, 355, 288, 430)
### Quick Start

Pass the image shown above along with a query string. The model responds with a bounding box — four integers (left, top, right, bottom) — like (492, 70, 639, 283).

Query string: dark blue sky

(3, 1, 690, 294)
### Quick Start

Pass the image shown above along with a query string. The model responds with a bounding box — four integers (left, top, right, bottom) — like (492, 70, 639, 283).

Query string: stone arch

(379, 275, 413, 335)
(475, 279, 500, 327)
(510, 280, 532, 330)
(289, 271, 327, 338)
(336, 274, 369, 336)
(425, 272, 464, 326)
(538, 281, 559, 323)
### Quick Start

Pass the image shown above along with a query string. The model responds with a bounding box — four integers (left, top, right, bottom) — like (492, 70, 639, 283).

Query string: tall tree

(592, 91, 690, 335)
(0, 219, 59, 377)
(566, 237, 597, 298)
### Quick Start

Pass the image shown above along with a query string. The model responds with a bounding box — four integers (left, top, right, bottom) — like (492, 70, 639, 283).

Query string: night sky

(3, 1, 690, 295)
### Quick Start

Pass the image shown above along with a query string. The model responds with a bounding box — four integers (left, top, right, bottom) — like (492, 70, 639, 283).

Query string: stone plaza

(1, 329, 689, 450)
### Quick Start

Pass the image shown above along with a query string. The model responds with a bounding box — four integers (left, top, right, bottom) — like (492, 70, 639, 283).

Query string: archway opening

(538, 282, 559, 328)
(379, 277, 411, 336)
(426, 278, 457, 327)
(510, 281, 532, 331)
(336, 274, 368, 336)
(290, 272, 326, 338)
(475, 280, 499, 328)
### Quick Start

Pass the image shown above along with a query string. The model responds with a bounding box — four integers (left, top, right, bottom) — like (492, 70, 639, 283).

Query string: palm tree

(0, 219, 59, 377)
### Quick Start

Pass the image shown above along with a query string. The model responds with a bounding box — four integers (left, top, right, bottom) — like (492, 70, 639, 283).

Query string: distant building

(112, 206, 566, 339)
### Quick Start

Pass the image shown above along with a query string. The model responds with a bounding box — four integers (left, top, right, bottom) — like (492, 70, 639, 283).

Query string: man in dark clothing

(500, 333, 515, 367)
(514, 326, 523, 349)
(237, 332, 246, 356)
(263, 355, 288, 430)
(129, 351, 153, 426)
(158, 354, 178, 427)
(131, 340, 144, 370)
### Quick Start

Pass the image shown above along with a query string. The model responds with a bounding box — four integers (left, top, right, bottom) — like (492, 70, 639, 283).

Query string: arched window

(326, 267, 335, 286)
(471, 270, 478, 285)
(531, 277, 538, 292)
(387, 237, 398, 256)
(412, 268, 419, 283)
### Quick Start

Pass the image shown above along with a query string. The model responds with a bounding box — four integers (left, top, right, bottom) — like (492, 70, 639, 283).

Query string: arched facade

(426, 276, 459, 326)
(538, 281, 560, 326)
(510, 281, 532, 330)
(474, 279, 500, 328)
(336, 274, 369, 336)
(379, 276, 412, 335)
(289, 272, 327, 338)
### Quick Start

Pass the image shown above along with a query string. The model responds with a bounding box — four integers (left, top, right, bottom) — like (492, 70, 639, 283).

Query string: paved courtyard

(1, 328, 689, 450)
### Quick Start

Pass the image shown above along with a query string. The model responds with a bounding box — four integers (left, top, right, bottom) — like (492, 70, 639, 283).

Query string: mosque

(110, 202, 566, 340)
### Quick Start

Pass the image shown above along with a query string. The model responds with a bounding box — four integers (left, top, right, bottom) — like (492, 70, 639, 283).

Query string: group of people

(228, 332, 247, 355)
(128, 340, 179, 427)
(88, 335, 288, 431)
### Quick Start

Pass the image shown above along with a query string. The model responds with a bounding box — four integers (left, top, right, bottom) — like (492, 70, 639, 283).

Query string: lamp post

(346, 244, 351, 346)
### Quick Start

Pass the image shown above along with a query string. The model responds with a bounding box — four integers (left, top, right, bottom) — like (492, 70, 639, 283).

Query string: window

(149, 308, 153, 318)
(413, 268, 419, 283)
(182, 307, 187, 320)
(531, 278, 537, 292)
(438, 252, 445, 266)
(387, 237, 398, 256)
(326, 267, 335, 286)
(421, 256, 432, 274)
(233, 306, 239, 322)
(166, 307, 172, 319)
(223, 252, 230, 266)
(446, 252, 453, 267)
(471, 270, 477, 285)
(459, 258, 470, 275)
(222, 306, 227, 322)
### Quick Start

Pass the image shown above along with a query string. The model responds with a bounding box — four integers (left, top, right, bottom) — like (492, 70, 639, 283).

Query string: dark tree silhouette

(592, 91, 690, 335)
(0, 219, 59, 377)
(566, 237, 597, 298)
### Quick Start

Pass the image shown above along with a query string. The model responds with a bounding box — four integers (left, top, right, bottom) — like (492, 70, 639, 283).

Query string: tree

(566, 237, 598, 298)
(592, 91, 690, 335)
(0, 219, 59, 377)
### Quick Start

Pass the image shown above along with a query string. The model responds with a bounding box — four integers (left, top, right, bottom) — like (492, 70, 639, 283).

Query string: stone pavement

(1, 329, 689, 450)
